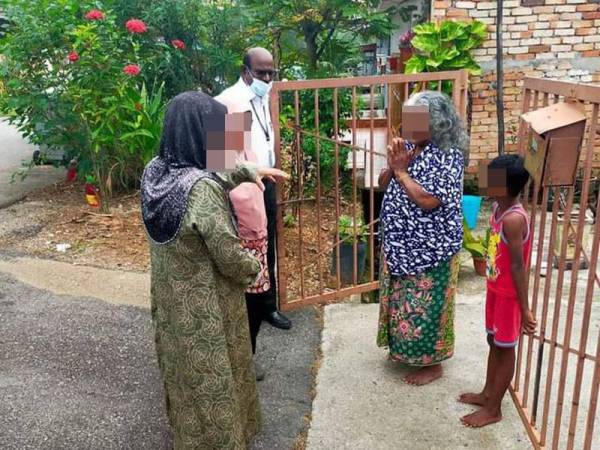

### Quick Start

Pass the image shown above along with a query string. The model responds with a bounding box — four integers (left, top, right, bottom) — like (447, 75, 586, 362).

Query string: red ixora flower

(171, 39, 186, 50)
(85, 9, 105, 21)
(123, 64, 141, 76)
(126, 19, 147, 34)
(68, 51, 79, 62)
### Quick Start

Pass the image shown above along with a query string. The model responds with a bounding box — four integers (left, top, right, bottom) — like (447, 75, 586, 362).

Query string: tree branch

(316, 14, 342, 60)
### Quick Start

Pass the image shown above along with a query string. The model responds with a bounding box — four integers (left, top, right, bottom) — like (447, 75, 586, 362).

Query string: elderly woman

(141, 92, 287, 449)
(376, 91, 468, 386)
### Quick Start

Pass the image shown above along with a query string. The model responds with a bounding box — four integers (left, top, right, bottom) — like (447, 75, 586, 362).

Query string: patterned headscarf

(141, 91, 226, 244)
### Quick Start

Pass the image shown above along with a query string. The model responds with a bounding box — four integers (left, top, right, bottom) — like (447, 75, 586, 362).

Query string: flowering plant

(63, 9, 167, 211)
(171, 39, 186, 50)
(126, 19, 147, 34)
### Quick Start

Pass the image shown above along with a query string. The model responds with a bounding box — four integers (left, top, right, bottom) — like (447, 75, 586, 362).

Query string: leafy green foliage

(338, 214, 368, 244)
(462, 219, 490, 258)
(243, 0, 395, 74)
(405, 20, 487, 94)
(280, 86, 357, 192)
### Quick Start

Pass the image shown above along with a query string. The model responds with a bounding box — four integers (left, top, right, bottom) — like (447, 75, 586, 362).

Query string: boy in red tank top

(459, 154, 537, 428)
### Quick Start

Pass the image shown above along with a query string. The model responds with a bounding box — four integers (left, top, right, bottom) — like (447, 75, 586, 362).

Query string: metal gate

(269, 70, 468, 311)
(511, 77, 600, 450)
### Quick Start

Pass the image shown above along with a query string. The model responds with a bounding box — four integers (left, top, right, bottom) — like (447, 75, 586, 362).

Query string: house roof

(521, 101, 586, 135)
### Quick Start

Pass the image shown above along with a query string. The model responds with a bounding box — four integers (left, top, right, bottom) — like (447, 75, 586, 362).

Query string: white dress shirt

(215, 78, 275, 168)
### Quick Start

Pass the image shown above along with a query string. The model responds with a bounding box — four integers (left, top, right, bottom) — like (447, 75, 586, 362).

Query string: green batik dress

(377, 254, 460, 366)
(149, 164, 261, 449)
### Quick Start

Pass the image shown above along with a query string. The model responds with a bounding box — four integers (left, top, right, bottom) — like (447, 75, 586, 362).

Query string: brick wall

(433, 0, 600, 174)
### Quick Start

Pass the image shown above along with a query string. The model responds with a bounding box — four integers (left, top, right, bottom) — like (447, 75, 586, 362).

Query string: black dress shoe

(265, 311, 292, 330)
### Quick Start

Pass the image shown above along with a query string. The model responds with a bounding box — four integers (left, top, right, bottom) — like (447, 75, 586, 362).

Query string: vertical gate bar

(369, 84, 375, 282)
(523, 186, 550, 405)
(517, 87, 539, 391)
(551, 102, 599, 450)
(517, 89, 532, 156)
(565, 104, 600, 450)
(404, 82, 409, 103)
(583, 194, 600, 450)
(461, 71, 468, 121)
(352, 87, 358, 285)
(540, 187, 575, 445)
(294, 90, 305, 299)
(271, 85, 288, 307)
(315, 89, 323, 295)
(452, 74, 460, 114)
(532, 190, 561, 426)
(334, 88, 341, 290)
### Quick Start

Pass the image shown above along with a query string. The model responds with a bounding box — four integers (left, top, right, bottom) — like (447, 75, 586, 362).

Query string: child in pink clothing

(229, 145, 270, 294)
(459, 154, 537, 428)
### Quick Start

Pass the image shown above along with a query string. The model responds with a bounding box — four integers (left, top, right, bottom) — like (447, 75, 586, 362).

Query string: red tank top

(486, 203, 532, 296)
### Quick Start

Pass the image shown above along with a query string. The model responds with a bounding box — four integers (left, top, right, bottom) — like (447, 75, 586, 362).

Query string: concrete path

(0, 119, 65, 208)
(307, 295, 531, 450)
(0, 255, 320, 449)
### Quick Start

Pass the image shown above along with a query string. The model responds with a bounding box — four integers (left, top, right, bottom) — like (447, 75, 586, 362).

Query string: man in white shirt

(215, 48, 292, 377)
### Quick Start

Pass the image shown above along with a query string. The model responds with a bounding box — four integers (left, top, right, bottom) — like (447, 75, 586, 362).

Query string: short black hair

(488, 154, 530, 198)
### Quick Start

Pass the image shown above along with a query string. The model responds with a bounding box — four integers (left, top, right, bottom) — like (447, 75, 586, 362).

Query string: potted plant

(331, 215, 369, 284)
(463, 220, 489, 277)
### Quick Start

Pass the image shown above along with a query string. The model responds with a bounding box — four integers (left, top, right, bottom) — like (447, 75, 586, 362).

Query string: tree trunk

(496, 0, 505, 156)
(302, 22, 320, 72)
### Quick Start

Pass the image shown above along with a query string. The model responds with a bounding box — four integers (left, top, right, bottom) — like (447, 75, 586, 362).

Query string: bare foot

(403, 364, 443, 386)
(458, 392, 488, 406)
(460, 407, 502, 428)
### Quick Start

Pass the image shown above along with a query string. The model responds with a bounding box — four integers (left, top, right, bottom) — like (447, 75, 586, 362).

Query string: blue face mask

(249, 77, 272, 98)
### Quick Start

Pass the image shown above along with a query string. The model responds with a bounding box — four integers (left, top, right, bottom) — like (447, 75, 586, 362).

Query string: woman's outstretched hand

(255, 167, 290, 190)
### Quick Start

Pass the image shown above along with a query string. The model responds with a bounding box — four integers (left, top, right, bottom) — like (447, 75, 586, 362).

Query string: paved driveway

(0, 267, 320, 450)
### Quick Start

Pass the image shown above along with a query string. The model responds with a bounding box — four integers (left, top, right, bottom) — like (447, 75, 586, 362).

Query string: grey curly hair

(404, 90, 469, 160)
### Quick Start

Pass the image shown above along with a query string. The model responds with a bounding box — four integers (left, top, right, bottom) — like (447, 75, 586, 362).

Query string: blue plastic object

(462, 195, 482, 230)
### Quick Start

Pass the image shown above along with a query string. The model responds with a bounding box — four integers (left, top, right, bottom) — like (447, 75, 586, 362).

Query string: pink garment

(229, 147, 268, 240)
(216, 95, 268, 240)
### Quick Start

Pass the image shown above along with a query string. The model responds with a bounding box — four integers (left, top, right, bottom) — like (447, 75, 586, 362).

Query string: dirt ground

(0, 181, 149, 271)
(0, 180, 365, 293)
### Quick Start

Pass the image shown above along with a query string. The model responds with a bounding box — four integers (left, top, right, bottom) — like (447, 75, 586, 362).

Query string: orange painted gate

(510, 77, 600, 450)
(269, 70, 468, 311)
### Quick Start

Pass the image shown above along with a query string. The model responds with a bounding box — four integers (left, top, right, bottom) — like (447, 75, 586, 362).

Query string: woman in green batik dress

(141, 92, 287, 449)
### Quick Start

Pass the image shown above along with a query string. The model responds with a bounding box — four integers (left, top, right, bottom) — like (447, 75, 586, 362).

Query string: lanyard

(250, 99, 270, 142)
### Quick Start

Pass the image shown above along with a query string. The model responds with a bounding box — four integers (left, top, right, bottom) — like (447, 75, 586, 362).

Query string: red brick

(529, 44, 551, 53)
(576, 5, 599, 12)
(520, 31, 534, 38)
(504, 72, 523, 81)
(446, 8, 469, 18)
(576, 28, 594, 36)
(434, 0, 451, 7)
(583, 12, 600, 20)
(582, 50, 600, 57)
(516, 53, 535, 60)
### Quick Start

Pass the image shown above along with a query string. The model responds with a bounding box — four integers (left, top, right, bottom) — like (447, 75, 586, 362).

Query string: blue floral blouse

(380, 141, 464, 276)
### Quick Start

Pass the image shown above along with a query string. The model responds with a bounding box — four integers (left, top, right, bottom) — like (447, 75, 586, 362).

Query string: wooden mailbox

(521, 101, 587, 187)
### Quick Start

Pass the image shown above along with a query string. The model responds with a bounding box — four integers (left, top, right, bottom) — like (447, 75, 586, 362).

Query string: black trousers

(246, 179, 278, 354)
